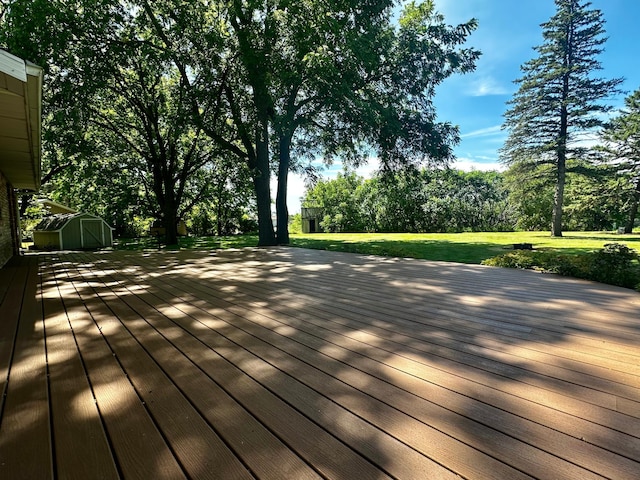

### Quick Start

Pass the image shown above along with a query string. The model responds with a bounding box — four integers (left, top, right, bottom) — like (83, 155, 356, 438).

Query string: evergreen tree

(501, 0, 622, 236)
(601, 88, 640, 233)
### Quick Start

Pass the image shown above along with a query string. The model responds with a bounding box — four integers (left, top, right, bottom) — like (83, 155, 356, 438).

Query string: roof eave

(0, 50, 43, 191)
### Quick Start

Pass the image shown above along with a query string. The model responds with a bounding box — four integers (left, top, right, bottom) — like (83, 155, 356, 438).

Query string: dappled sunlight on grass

(290, 231, 640, 264)
(115, 235, 260, 251)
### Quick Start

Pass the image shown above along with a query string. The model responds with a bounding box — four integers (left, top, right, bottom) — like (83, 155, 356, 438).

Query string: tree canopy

(303, 168, 515, 233)
(600, 88, 640, 232)
(1, 0, 480, 246)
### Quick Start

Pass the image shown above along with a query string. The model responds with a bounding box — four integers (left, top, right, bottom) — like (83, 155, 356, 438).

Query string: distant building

(301, 207, 324, 233)
(37, 198, 77, 215)
(0, 49, 43, 267)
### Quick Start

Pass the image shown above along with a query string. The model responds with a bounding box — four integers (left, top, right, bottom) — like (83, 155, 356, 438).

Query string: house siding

(0, 172, 17, 267)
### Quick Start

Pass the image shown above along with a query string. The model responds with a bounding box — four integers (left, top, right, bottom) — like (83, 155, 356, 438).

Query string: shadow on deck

(0, 248, 639, 479)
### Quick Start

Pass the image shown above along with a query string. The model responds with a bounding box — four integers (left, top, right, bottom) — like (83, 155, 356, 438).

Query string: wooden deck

(0, 247, 639, 479)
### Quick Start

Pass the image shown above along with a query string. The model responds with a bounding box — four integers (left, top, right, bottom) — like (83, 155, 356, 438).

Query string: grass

(289, 231, 640, 264)
(114, 235, 259, 251)
(113, 231, 640, 265)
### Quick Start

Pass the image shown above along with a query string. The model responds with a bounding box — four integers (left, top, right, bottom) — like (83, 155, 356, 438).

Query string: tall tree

(501, 0, 622, 236)
(136, 0, 279, 245)
(601, 88, 640, 233)
(269, 0, 479, 243)
(0, 0, 104, 216)
(177, 0, 477, 245)
(119, 0, 479, 246)
(2, 0, 227, 245)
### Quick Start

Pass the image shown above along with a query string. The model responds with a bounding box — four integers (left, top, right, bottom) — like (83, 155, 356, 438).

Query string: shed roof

(34, 212, 113, 233)
(0, 49, 43, 191)
(34, 213, 78, 231)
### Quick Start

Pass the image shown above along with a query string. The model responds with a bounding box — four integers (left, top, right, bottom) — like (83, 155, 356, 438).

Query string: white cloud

(466, 76, 511, 97)
(452, 158, 505, 172)
(460, 125, 504, 139)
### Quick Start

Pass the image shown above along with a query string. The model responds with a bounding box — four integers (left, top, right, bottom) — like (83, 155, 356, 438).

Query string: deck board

(64, 264, 254, 480)
(0, 247, 639, 479)
(51, 256, 187, 480)
(126, 251, 636, 479)
(0, 256, 52, 479)
(70, 263, 323, 480)
(0, 259, 26, 415)
(40, 259, 119, 479)
(140, 252, 640, 428)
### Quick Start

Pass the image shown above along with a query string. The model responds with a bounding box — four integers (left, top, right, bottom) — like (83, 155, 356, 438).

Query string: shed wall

(102, 222, 113, 246)
(33, 231, 60, 249)
(61, 217, 82, 249)
(301, 207, 324, 234)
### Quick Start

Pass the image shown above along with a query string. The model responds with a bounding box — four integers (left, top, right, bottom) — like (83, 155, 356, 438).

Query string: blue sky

(432, 0, 640, 171)
(285, 0, 640, 213)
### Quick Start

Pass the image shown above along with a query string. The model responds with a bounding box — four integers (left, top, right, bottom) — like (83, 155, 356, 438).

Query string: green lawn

(115, 235, 260, 251)
(289, 231, 640, 264)
(114, 231, 640, 265)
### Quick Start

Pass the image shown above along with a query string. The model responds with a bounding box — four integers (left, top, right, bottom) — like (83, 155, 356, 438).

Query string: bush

(589, 243, 640, 288)
(288, 213, 302, 234)
(482, 243, 640, 290)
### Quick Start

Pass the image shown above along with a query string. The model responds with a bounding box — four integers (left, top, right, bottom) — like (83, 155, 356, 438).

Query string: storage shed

(33, 213, 113, 250)
(301, 207, 324, 233)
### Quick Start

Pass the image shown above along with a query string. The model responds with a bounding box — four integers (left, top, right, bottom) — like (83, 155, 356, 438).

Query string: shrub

(482, 243, 640, 290)
(288, 213, 302, 234)
(588, 243, 640, 288)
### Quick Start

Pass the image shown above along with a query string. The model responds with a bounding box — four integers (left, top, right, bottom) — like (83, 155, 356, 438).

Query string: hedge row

(482, 243, 640, 291)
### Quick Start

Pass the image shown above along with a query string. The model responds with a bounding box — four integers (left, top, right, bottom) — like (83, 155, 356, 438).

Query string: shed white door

(81, 220, 104, 248)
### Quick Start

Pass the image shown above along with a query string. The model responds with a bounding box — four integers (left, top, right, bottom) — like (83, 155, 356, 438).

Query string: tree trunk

(19, 193, 32, 217)
(276, 134, 291, 245)
(163, 203, 179, 246)
(153, 167, 179, 245)
(551, 160, 565, 237)
(254, 171, 275, 246)
(254, 118, 276, 246)
(553, 70, 570, 237)
(624, 178, 640, 233)
(216, 202, 223, 237)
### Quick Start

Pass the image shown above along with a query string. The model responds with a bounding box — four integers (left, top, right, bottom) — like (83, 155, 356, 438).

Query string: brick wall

(0, 172, 15, 268)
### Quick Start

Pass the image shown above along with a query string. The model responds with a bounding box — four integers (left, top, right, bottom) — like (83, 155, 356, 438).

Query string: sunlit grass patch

(289, 231, 640, 264)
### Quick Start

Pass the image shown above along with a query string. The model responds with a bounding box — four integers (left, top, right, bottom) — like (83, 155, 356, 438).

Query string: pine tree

(601, 89, 640, 233)
(501, 0, 622, 236)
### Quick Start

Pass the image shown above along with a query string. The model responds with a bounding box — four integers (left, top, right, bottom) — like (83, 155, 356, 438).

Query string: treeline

(301, 166, 638, 233)
(0, 1, 479, 245)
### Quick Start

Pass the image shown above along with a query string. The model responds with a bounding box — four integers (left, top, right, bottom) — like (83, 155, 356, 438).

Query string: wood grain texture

(1, 248, 638, 479)
(0, 257, 52, 479)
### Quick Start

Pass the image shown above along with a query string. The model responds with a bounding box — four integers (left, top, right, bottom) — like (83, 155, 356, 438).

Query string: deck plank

(149, 252, 640, 435)
(0, 256, 52, 479)
(74, 252, 436, 480)
(1, 248, 639, 479)
(48, 254, 187, 480)
(63, 260, 254, 480)
(128, 252, 637, 479)
(69, 256, 324, 480)
(40, 258, 119, 479)
(196, 252, 640, 412)
(0, 259, 26, 415)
